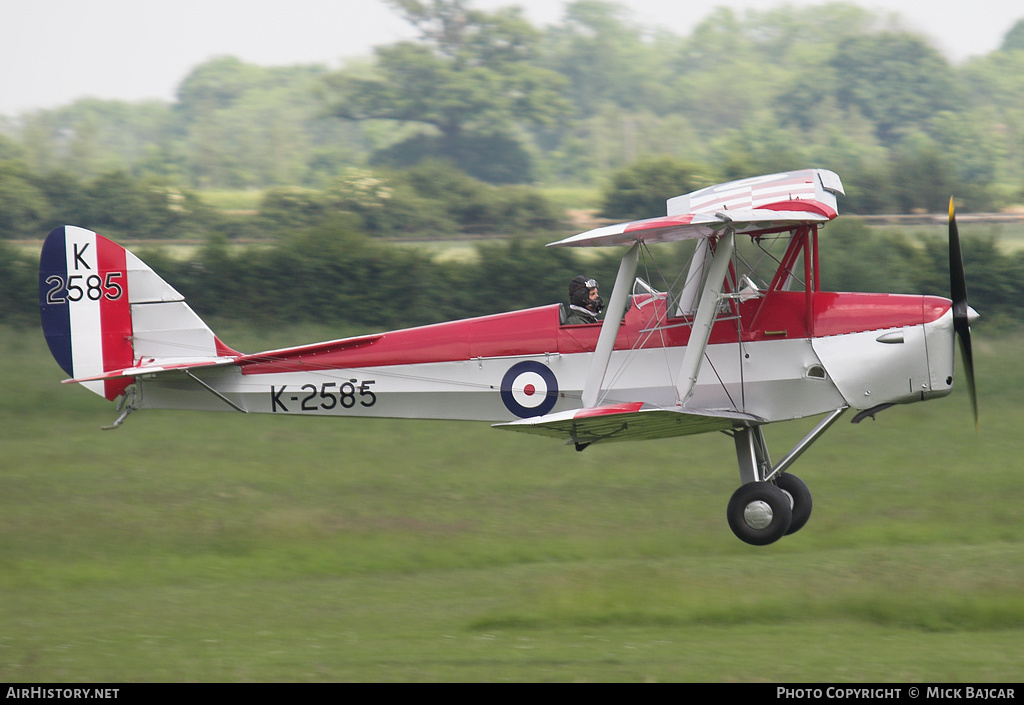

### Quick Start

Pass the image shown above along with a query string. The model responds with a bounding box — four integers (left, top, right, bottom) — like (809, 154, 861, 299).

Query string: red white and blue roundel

(500, 361, 558, 418)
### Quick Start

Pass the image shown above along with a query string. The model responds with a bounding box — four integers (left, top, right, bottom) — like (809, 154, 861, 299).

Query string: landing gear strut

(726, 408, 845, 545)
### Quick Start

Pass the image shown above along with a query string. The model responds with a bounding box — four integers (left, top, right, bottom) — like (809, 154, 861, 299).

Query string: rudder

(39, 226, 234, 400)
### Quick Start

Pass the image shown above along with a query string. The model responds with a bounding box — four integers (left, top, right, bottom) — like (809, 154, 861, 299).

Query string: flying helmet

(568, 275, 603, 312)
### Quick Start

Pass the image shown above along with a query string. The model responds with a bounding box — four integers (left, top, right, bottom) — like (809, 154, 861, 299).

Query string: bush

(0, 161, 48, 239)
(599, 158, 716, 220)
(370, 132, 534, 184)
(254, 162, 563, 237)
(0, 241, 38, 323)
(392, 161, 561, 234)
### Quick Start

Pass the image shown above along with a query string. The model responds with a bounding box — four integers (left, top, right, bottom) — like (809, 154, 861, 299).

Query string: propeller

(948, 197, 978, 429)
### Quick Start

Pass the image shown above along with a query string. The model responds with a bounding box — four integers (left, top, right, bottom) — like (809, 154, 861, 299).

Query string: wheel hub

(743, 500, 774, 529)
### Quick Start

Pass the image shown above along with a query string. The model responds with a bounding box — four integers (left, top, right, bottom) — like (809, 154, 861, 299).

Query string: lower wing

(493, 402, 763, 446)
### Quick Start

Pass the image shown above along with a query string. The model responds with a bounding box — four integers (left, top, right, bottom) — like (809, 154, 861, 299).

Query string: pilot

(564, 275, 604, 324)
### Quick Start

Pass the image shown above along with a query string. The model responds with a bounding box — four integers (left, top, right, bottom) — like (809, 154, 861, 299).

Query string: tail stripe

(39, 228, 74, 376)
(64, 227, 104, 396)
(95, 234, 133, 399)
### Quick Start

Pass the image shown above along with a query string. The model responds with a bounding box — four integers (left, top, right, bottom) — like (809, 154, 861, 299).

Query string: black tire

(775, 473, 812, 535)
(727, 482, 793, 546)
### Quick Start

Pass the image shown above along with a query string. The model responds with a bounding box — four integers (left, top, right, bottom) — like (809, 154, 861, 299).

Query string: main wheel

(775, 473, 812, 535)
(727, 482, 793, 545)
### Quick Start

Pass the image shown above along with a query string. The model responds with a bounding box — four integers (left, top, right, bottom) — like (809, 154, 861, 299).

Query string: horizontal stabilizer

(62, 357, 239, 384)
(62, 333, 387, 383)
(493, 402, 762, 446)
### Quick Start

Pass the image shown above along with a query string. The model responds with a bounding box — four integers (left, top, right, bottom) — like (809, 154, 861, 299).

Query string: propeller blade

(948, 197, 978, 429)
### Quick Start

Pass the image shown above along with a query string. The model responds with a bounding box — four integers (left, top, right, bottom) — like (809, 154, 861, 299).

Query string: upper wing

(493, 402, 763, 446)
(547, 209, 829, 248)
(549, 168, 843, 249)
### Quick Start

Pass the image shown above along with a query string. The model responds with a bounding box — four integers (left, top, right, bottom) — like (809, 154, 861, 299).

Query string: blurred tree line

(2, 0, 1024, 214)
(3, 219, 1022, 332)
(0, 155, 562, 241)
(2, 1, 1023, 333)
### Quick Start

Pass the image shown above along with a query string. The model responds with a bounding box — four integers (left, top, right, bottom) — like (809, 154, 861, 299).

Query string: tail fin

(39, 226, 237, 400)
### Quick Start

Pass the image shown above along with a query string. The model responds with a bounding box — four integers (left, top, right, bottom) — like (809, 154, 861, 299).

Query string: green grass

(863, 219, 1024, 253)
(389, 239, 483, 263)
(195, 189, 263, 212)
(538, 184, 602, 212)
(1, 324, 1023, 682)
(975, 220, 1024, 252)
(190, 185, 602, 218)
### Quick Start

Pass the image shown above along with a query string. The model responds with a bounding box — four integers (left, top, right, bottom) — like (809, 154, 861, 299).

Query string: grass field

(1, 323, 1022, 682)
(862, 219, 1024, 253)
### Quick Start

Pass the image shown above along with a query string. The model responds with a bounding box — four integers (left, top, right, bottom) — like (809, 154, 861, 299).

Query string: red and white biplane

(38, 169, 977, 545)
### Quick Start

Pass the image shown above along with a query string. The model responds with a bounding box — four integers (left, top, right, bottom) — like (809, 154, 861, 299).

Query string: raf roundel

(500, 361, 558, 418)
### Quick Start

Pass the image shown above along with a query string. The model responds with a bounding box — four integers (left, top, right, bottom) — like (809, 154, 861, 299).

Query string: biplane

(38, 169, 978, 545)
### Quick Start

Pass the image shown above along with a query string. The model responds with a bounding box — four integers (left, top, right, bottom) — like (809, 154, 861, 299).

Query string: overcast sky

(2, 0, 1022, 117)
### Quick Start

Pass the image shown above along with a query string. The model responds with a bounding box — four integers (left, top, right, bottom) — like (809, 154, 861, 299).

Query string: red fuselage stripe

(239, 293, 952, 375)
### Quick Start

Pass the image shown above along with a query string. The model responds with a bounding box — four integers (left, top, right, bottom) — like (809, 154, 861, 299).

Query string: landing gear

(775, 473, 812, 535)
(727, 482, 792, 545)
(726, 410, 845, 545)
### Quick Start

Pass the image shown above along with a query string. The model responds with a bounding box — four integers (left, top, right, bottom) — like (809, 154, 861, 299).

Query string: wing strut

(581, 242, 639, 408)
(676, 230, 735, 405)
(678, 238, 711, 315)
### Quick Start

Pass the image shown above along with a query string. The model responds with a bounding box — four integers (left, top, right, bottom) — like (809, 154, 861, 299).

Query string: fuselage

(135, 289, 957, 424)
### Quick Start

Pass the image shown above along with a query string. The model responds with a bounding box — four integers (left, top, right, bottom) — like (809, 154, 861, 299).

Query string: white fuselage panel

(136, 335, 852, 424)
